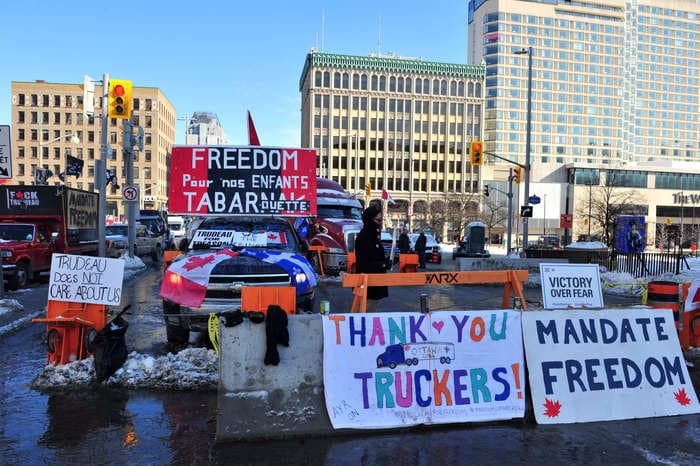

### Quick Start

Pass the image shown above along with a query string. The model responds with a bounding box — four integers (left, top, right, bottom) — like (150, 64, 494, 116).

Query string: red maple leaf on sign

(543, 398, 562, 418)
(675, 388, 692, 406)
(182, 255, 216, 271)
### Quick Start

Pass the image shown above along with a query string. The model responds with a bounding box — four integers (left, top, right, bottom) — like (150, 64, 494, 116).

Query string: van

(167, 215, 186, 249)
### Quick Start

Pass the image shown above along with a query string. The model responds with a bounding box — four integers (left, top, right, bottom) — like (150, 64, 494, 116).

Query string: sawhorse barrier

(308, 245, 327, 277)
(342, 269, 529, 313)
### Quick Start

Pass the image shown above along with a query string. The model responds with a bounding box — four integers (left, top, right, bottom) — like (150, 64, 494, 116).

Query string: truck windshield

(317, 205, 362, 220)
(0, 224, 34, 241)
(106, 225, 128, 236)
(190, 219, 298, 252)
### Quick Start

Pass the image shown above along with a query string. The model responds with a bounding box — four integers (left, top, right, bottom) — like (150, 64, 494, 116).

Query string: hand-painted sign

(522, 308, 700, 424)
(168, 146, 317, 216)
(322, 310, 525, 429)
(49, 253, 124, 305)
(539, 263, 603, 309)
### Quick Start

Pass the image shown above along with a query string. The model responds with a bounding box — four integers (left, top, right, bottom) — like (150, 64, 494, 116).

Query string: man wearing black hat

(354, 204, 388, 311)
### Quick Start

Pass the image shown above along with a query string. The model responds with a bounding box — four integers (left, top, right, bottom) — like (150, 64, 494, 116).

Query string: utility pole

(507, 169, 514, 253)
(123, 118, 135, 258)
(96, 73, 109, 257)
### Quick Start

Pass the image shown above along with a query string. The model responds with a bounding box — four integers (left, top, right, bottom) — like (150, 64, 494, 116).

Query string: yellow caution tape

(208, 313, 220, 355)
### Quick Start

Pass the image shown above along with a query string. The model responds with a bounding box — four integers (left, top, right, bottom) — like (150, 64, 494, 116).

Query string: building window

(54, 95, 61, 107)
(65, 96, 72, 107)
(54, 112, 60, 124)
(54, 147, 60, 159)
(18, 147, 24, 158)
(18, 94, 25, 105)
(18, 129, 24, 140)
(145, 99, 152, 111)
(18, 111, 25, 123)
(315, 71, 322, 87)
(65, 113, 72, 125)
(133, 98, 140, 110)
(88, 131, 95, 142)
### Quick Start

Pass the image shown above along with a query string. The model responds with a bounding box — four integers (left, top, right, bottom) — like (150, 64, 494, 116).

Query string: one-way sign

(0, 126, 12, 179)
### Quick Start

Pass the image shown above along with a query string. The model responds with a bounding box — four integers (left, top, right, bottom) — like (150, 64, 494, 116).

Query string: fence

(609, 251, 689, 278)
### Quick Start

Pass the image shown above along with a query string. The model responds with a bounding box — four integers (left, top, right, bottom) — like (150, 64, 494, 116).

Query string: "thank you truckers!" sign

(168, 146, 317, 217)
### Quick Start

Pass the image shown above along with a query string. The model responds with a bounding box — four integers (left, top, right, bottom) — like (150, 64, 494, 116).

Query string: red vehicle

(303, 178, 363, 275)
(0, 185, 99, 289)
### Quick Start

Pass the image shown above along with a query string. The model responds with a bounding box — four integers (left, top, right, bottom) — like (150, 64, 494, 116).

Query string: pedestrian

(415, 231, 427, 269)
(354, 205, 388, 312)
(397, 229, 410, 254)
(627, 221, 644, 253)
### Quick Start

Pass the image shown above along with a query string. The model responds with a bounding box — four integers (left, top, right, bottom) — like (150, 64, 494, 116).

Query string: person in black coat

(397, 229, 410, 254)
(354, 205, 388, 311)
(415, 231, 427, 269)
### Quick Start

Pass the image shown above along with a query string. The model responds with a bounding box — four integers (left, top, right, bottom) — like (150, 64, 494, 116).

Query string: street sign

(0, 125, 12, 179)
(520, 205, 533, 218)
(122, 185, 139, 202)
(560, 213, 573, 229)
(528, 195, 541, 205)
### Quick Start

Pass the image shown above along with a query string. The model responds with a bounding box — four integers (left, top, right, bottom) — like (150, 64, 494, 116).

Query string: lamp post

(515, 46, 533, 250)
(588, 181, 593, 239)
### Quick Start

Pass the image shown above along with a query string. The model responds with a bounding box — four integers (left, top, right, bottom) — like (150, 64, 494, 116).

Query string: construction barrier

(399, 253, 419, 273)
(241, 286, 296, 315)
(646, 280, 699, 350)
(342, 269, 529, 313)
(163, 250, 182, 271)
(308, 245, 327, 277)
(346, 252, 356, 273)
(32, 301, 109, 365)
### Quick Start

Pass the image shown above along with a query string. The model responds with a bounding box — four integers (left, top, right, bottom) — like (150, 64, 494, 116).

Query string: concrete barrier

(217, 314, 332, 441)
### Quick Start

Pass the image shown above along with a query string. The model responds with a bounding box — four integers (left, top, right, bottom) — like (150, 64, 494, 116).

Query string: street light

(39, 131, 80, 146)
(350, 132, 359, 194)
(515, 46, 533, 250)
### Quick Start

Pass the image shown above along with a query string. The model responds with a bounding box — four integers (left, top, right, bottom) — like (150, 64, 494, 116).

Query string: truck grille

(205, 273, 291, 300)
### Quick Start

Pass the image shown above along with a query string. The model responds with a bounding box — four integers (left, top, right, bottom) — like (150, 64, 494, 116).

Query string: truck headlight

(1, 250, 12, 258)
(295, 272, 307, 284)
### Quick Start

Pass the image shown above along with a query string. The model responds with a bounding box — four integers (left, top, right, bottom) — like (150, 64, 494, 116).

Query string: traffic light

(513, 166, 522, 185)
(365, 182, 371, 197)
(108, 79, 132, 119)
(469, 141, 483, 166)
(483, 184, 490, 197)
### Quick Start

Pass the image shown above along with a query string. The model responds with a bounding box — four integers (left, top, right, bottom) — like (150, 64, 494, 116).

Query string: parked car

(167, 215, 187, 249)
(162, 216, 316, 346)
(409, 233, 442, 264)
(139, 209, 172, 249)
(105, 223, 162, 260)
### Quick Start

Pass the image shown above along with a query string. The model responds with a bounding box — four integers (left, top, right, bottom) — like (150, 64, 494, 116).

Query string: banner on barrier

(322, 310, 525, 429)
(522, 308, 700, 424)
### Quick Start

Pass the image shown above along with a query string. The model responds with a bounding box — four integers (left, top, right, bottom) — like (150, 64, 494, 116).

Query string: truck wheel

(389, 362, 397, 369)
(412, 358, 419, 365)
(152, 243, 162, 262)
(9, 262, 30, 290)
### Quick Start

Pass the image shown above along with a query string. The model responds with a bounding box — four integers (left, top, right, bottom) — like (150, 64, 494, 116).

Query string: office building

(468, 0, 700, 168)
(299, 51, 485, 235)
(185, 112, 227, 145)
(9, 80, 176, 215)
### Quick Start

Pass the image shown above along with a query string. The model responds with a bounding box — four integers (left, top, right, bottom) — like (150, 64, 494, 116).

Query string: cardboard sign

(190, 229, 268, 248)
(539, 263, 603, 309)
(168, 146, 317, 216)
(522, 308, 700, 424)
(0, 125, 11, 179)
(48, 254, 124, 305)
(322, 311, 525, 429)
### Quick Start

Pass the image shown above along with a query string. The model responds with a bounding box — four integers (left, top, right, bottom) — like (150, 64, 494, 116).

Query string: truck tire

(163, 300, 189, 346)
(8, 262, 30, 290)
(152, 243, 162, 262)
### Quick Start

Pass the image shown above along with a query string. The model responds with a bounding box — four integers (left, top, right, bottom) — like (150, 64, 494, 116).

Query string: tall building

(9, 80, 176, 215)
(299, 51, 485, 234)
(184, 112, 227, 145)
(468, 0, 700, 169)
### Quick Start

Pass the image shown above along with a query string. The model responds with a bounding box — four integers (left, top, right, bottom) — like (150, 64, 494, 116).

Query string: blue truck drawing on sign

(376, 342, 456, 369)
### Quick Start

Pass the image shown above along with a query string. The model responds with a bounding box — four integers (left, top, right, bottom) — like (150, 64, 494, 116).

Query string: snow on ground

(21, 247, 700, 390)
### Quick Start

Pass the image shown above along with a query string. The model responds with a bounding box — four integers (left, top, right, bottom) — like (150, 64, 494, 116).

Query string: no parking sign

(122, 185, 138, 202)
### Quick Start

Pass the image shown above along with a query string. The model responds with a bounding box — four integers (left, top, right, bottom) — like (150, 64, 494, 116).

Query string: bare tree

(576, 173, 643, 245)
(481, 196, 508, 242)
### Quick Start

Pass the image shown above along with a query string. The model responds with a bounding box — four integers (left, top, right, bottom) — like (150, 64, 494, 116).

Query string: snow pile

(31, 348, 217, 391)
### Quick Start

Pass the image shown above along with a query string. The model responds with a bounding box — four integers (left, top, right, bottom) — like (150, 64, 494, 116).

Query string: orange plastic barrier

(647, 281, 699, 350)
(241, 286, 296, 315)
(308, 245, 327, 277)
(163, 250, 182, 271)
(342, 270, 528, 314)
(399, 254, 419, 273)
(32, 301, 109, 365)
(347, 252, 356, 273)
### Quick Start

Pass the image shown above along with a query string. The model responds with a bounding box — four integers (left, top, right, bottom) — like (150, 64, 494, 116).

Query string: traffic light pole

(96, 72, 109, 257)
(484, 175, 514, 254)
(123, 118, 136, 258)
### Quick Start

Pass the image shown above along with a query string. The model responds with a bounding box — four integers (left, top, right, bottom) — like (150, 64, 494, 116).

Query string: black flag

(65, 154, 84, 178)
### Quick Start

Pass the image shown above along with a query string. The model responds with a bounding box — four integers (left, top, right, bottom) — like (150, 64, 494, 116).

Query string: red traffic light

(472, 142, 482, 152)
(113, 84, 126, 97)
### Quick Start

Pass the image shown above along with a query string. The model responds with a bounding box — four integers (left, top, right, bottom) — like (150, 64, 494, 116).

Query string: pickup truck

(376, 342, 455, 368)
(0, 185, 98, 289)
(160, 216, 316, 346)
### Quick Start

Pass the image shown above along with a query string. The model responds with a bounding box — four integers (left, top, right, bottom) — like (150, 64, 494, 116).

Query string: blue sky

(1, 1, 468, 146)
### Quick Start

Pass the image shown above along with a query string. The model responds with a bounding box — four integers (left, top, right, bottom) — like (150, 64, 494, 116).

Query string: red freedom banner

(168, 146, 317, 216)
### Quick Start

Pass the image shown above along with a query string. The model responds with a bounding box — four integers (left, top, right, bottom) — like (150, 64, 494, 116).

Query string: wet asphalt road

(2, 255, 700, 464)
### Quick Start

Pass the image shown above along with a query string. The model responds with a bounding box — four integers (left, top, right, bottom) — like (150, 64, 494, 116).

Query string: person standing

(415, 231, 427, 269)
(354, 205, 388, 311)
(397, 229, 410, 254)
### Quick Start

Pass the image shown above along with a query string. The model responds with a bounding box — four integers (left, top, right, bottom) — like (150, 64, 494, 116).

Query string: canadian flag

(382, 188, 396, 206)
(159, 249, 239, 307)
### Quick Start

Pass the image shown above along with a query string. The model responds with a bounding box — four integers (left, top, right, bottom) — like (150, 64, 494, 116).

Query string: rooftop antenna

(321, 10, 325, 52)
(377, 16, 382, 55)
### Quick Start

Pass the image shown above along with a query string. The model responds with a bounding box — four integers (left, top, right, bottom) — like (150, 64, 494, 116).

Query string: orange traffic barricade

(399, 254, 419, 273)
(32, 301, 109, 365)
(163, 250, 182, 271)
(647, 281, 700, 350)
(241, 286, 296, 315)
(347, 252, 356, 273)
(308, 245, 327, 277)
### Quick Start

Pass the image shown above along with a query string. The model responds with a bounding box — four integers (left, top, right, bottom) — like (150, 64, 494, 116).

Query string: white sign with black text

(539, 263, 603, 309)
(48, 254, 124, 305)
(0, 125, 12, 179)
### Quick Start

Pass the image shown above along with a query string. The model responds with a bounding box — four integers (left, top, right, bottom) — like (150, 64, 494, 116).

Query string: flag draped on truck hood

(159, 248, 317, 308)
